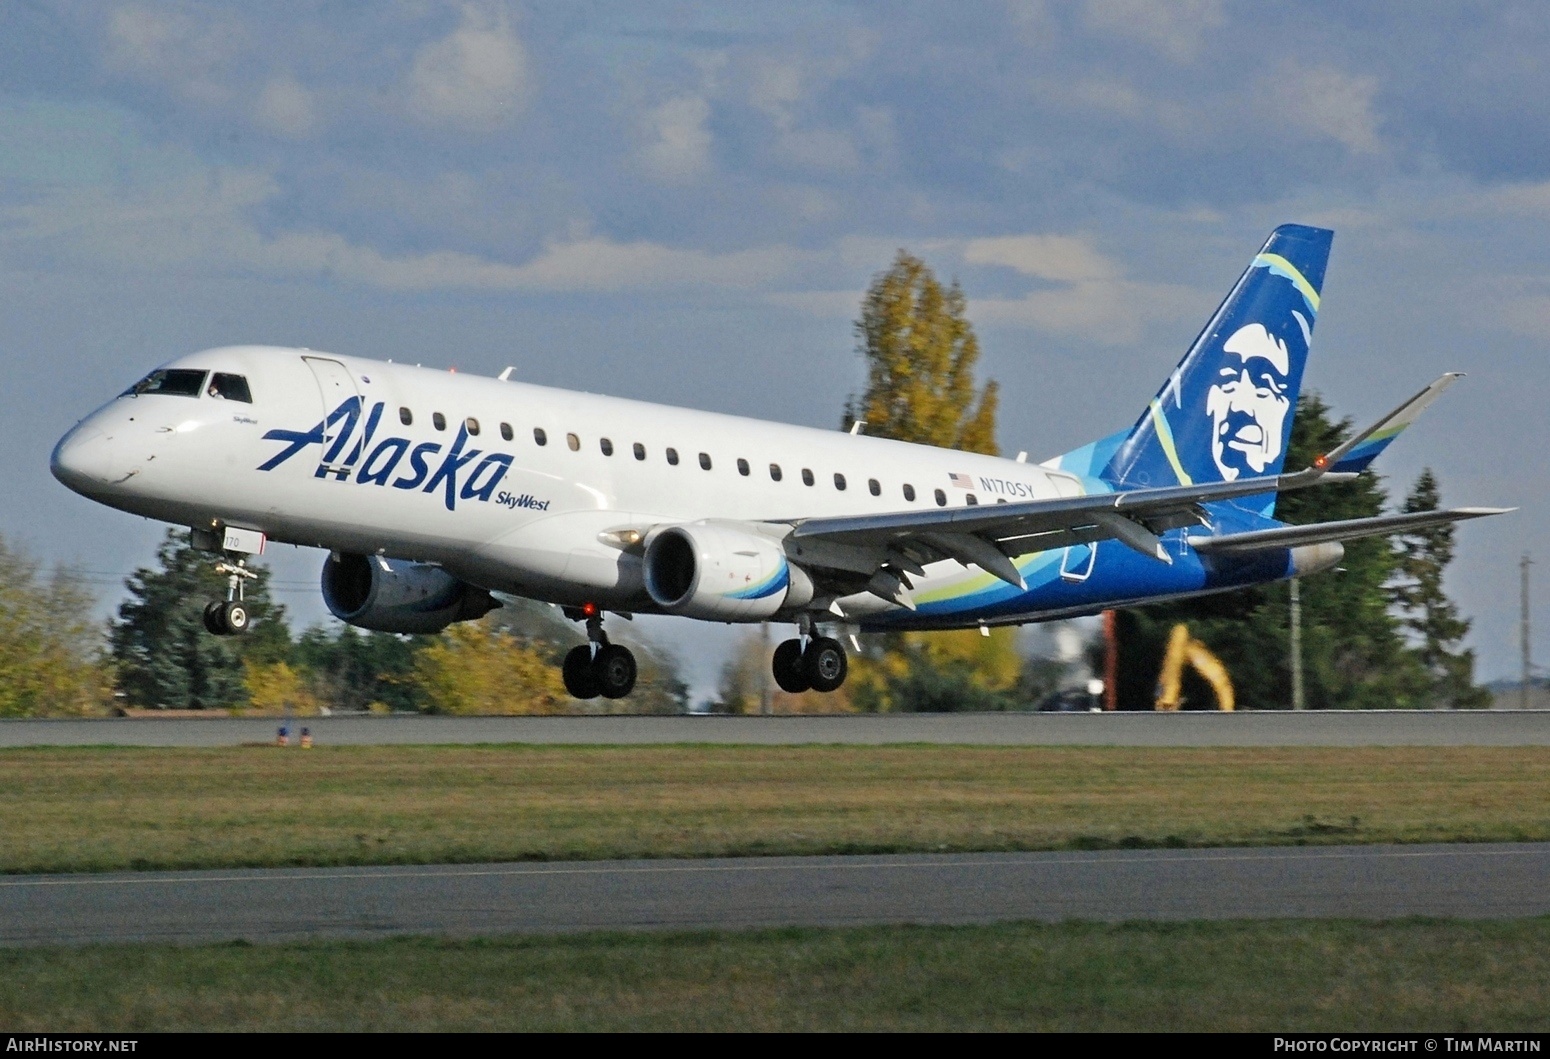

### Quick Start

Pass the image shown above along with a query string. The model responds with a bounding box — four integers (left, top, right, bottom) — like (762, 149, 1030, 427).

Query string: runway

(2, 843, 1546, 946)
(3, 710, 1550, 747)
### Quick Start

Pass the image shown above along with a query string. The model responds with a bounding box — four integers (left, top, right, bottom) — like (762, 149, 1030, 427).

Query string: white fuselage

(53, 346, 1087, 621)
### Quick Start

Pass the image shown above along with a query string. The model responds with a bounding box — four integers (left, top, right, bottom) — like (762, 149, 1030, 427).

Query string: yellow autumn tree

(845, 250, 999, 455)
(242, 659, 322, 716)
(413, 619, 569, 715)
(0, 535, 111, 716)
(838, 252, 1027, 709)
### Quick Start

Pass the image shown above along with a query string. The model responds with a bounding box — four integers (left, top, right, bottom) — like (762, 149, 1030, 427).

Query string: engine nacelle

(321, 553, 499, 634)
(643, 522, 811, 621)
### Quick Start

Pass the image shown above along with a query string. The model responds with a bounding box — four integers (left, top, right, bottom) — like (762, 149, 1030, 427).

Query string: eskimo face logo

(1205, 323, 1292, 481)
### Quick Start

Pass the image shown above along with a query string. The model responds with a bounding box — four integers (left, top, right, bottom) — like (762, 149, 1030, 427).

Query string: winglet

(1312, 373, 1463, 475)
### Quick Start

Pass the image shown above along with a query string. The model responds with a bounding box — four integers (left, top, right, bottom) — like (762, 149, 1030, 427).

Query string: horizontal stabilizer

(1189, 507, 1511, 554)
(1318, 373, 1462, 475)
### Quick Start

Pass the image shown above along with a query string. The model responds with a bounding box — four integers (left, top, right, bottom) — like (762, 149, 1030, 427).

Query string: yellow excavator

(1154, 624, 1234, 711)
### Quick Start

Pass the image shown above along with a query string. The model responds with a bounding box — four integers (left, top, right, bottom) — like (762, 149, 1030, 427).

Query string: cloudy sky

(3, 0, 1547, 696)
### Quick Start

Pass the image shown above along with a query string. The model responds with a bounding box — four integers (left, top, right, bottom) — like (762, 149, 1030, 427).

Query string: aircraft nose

(50, 424, 119, 494)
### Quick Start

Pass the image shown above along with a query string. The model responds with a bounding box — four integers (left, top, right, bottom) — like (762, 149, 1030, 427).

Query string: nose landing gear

(203, 558, 258, 637)
(561, 606, 638, 700)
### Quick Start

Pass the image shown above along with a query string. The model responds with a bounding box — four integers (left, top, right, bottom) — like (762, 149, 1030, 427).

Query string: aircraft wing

(1188, 507, 1512, 554)
(779, 469, 1355, 605)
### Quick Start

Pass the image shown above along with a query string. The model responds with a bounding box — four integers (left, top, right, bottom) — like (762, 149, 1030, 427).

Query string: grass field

(1, 745, 1546, 873)
(2, 918, 1547, 1031)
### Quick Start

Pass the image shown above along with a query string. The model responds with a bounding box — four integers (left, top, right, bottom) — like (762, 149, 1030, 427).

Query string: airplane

(51, 224, 1509, 701)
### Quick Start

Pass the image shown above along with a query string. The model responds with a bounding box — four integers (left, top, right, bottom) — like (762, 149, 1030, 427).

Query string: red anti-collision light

(581, 602, 599, 618)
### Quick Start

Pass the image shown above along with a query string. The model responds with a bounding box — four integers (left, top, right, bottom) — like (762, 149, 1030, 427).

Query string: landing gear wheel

(804, 637, 848, 693)
(592, 644, 637, 699)
(563, 645, 600, 699)
(220, 601, 250, 635)
(203, 601, 227, 636)
(772, 639, 811, 693)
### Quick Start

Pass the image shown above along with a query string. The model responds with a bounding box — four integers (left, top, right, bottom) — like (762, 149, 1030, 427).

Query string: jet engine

(321, 553, 499, 634)
(643, 522, 812, 621)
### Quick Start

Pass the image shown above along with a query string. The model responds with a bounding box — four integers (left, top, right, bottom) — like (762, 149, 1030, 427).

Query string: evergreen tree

(1391, 469, 1489, 709)
(291, 624, 427, 713)
(110, 529, 285, 710)
(846, 250, 999, 454)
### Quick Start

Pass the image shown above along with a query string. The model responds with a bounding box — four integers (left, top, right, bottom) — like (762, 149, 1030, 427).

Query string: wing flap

(1189, 507, 1511, 554)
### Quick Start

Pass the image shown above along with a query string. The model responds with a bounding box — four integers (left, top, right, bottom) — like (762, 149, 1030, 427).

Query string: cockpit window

(208, 373, 252, 403)
(123, 369, 208, 398)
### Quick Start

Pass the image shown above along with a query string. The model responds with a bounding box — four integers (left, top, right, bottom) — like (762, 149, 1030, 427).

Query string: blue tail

(1099, 224, 1333, 511)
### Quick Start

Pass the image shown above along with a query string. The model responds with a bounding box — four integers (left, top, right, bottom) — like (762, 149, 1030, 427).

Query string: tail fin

(1100, 224, 1334, 503)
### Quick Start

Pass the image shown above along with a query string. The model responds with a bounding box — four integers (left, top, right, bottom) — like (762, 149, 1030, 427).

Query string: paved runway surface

(3, 711, 1549, 747)
(2, 844, 1546, 946)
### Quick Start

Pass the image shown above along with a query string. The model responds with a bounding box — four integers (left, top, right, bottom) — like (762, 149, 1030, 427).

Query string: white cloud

(639, 95, 713, 184)
(1265, 63, 1383, 155)
(963, 232, 1193, 344)
(103, 4, 244, 106)
(0, 167, 814, 294)
(746, 56, 869, 175)
(972, 279, 1195, 345)
(1081, 0, 1224, 61)
(406, 4, 529, 132)
(963, 233, 1119, 283)
(254, 76, 319, 138)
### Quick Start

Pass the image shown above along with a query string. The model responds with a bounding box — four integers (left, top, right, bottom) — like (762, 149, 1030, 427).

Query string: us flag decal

(948, 472, 975, 489)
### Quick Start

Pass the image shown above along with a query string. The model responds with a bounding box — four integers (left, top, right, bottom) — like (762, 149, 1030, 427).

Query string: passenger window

(737, 458, 750, 476)
(699, 452, 712, 470)
(802, 468, 814, 486)
(124, 368, 207, 398)
(600, 438, 614, 456)
(633, 442, 646, 461)
(567, 433, 581, 451)
(400, 407, 413, 426)
(500, 422, 513, 441)
(903, 484, 916, 502)
(465, 417, 480, 436)
(966, 493, 978, 506)
(433, 412, 446, 431)
(868, 478, 880, 496)
(208, 373, 252, 403)
(934, 488, 947, 507)
(534, 427, 548, 446)
(769, 464, 783, 482)
(666, 447, 680, 466)
(996, 498, 1008, 504)
(834, 473, 847, 491)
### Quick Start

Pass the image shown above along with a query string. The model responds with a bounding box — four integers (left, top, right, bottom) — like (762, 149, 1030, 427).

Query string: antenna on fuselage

(499, 366, 516, 381)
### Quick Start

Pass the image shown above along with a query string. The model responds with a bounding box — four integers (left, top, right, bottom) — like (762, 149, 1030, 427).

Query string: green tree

(292, 624, 428, 713)
(1391, 469, 1489, 709)
(0, 534, 110, 716)
(845, 250, 1000, 455)
(110, 529, 286, 710)
(1115, 393, 1430, 710)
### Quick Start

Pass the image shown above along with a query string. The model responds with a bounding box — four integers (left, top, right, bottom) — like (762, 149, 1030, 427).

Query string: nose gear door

(303, 356, 363, 480)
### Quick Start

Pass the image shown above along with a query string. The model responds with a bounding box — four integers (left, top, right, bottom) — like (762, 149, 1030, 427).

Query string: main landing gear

(771, 620, 848, 694)
(203, 558, 258, 637)
(562, 605, 637, 700)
